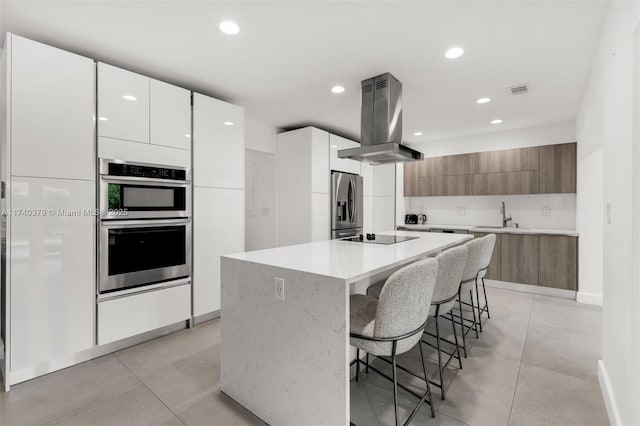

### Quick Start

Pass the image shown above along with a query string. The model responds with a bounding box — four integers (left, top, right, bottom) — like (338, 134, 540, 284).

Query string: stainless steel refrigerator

(331, 171, 363, 239)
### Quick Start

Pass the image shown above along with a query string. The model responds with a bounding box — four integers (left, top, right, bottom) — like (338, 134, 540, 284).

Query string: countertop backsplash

(401, 193, 577, 230)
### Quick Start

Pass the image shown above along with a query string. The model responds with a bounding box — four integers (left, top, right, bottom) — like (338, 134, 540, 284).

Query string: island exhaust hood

(338, 73, 424, 165)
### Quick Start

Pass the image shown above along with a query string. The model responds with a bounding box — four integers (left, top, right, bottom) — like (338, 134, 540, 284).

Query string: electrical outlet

(456, 207, 466, 216)
(274, 277, 285, 301)
(542, 206, 551, 217)
(606, 202, 612, 224)
(261, 207, 270, 216)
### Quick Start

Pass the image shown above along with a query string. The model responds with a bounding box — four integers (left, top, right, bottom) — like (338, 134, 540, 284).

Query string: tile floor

(0, 287, 608, 426)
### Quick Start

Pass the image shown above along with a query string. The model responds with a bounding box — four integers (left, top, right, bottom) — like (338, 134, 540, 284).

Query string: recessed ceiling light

(122, 95, 137, 101)
(330, 145, 338, 148)
(219, 21, 240, 35)
(331, 85, 345, 94)
(185, 134, 191, 138)
(476, 97, 491, 104)
(413, 132, 423, 136)
(445, 47, 464, 59)
(98, 116, 108, 121)
(491, 119, 503, 124)
(223, 121, 234, 126)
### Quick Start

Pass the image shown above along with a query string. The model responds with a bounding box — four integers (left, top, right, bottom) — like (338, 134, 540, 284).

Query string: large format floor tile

(0, 288, 608, 426)
(0, 355, 140, 425)
(509, 364, 609, 426)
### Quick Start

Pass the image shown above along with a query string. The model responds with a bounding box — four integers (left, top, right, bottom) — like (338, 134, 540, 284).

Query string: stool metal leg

(469, 289, 479, 338)
(418, 341, 436, 418)
(458, 295, 468, 358)
(355, 348, 360, 382)
(482, 277, 491, 319)
(391, 342, 399, 426)
(366, 353, 369, 373)
(434, 313, 445, 400)
(475, 278, 483, 332)
(450, 314, 463, 370)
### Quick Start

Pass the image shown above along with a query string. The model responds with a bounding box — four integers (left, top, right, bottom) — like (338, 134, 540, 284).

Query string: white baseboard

(598, 360, 622, 426)
(484, 279, 576, 299)
(577, 291, 603, 306)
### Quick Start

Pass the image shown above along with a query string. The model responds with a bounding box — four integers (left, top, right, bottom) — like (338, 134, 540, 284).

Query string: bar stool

(474, 234, 496, 331)
(350, 258, 439, 426)
(421, 245, 468, 400)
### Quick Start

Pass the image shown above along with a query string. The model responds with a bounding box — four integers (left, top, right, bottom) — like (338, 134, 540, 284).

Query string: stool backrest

(431, 245, 468, 314)
(375, 257, 438, 352)
(477, 234, 497, 278)
(462, 237, 485, 282)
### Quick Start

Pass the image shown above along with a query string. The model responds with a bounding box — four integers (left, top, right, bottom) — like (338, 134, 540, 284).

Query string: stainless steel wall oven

(98, 159, 192, 294)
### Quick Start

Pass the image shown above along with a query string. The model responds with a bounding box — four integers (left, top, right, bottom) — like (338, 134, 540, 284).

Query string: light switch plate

(274, 277, 285, 301)
(606, 202, 612, 224)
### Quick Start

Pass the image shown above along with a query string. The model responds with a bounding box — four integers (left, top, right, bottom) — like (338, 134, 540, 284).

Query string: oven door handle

(100, 218, 191, 228)
(101, 175, 191, 186)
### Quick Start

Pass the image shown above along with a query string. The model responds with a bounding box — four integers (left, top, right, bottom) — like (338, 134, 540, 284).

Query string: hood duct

(338, 73, 423, 165)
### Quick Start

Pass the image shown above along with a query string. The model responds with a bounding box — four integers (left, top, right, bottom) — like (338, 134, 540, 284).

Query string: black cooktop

(340, 234, 419, 245)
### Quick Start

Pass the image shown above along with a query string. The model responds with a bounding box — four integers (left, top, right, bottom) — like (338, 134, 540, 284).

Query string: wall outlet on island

(542, 206, 551, 216)
(456, 207, 466, 216)
(274, 277, 285, 301)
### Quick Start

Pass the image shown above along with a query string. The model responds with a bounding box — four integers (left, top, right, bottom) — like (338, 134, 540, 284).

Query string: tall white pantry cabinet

(1, 34, 96, 387)
(193, 93, 245, 318)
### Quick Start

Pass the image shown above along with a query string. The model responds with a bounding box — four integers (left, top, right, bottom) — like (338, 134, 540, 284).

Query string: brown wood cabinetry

(500, 234, 539, 285)
(472, 171, 539, 195)
(539, 143, 577, 193)
(471, 147, 539, 174)
(472, 232, 501, 280)
(403, 143, 576, 197)
(538, 235, 578, 290)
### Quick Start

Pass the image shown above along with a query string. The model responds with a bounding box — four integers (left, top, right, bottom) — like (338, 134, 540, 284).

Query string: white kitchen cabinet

(276, 127, 331, 246)
(330, 134, 361, 175)
(311, 193, 330, 242)
(10, 35, 95, 180)
(373, 163, 396, 197)
(193, 93, 244, 189)
(361, 163, 373, 197)
(10, 177, 95, 371)
(97, 284, 190, 345)
(150, 79, 191, 150)
(372, 196, 396, 233)
(194, 187, 244, 316)
(98, 62, 150, 144)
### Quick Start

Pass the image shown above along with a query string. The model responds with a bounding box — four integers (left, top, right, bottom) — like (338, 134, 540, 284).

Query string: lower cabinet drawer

(98, 284, 191, 345)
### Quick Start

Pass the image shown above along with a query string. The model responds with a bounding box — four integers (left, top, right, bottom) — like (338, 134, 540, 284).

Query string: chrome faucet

(501, 201, 512, 228)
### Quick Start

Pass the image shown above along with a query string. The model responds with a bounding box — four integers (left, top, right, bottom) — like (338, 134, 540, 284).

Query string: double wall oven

(98, 159, 192, 294)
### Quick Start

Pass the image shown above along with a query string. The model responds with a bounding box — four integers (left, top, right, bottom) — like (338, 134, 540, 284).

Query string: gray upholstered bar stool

(474, 234, 497, 331)
(421, 245, 468, 400)
(350, 258, 439, 426)
(451, 237, 485, 357)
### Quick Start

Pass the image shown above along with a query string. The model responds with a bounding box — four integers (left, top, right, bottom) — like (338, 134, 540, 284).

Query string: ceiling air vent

(509, 84, 529, 95)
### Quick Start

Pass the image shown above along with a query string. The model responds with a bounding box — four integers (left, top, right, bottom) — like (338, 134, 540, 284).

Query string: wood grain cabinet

(404, 161, 420, 196)
(500, 234, 539, 285)
(538, 236, 578, 290)
(539, 143, 577, 193)
(425, 175, 472, 196)
(472, 171, 539, 195)
(472, 232, 501, 280)
(471, 147, 539, 174)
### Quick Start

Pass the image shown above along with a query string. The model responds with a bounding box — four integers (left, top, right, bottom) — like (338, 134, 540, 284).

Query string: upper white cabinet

(10, 35, 95, 180)
(98, 62, 150, 144)
(193, 93, 244, 189)
(150, 79, 191, 150)
(329, 134, 361, 175)
(373, 164, 396, 197)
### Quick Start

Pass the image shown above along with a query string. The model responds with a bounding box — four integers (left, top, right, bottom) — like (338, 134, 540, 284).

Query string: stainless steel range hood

(338, 73, 423, 165)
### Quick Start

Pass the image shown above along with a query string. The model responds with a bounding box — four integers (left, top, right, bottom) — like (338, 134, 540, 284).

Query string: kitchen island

(220, 231, 471, 426)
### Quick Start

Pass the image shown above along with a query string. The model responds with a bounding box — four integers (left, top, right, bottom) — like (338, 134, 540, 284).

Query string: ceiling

(0, 1, 607, 143)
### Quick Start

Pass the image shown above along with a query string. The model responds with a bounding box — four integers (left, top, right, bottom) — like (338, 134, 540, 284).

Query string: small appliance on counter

(405, 214, 427, 225)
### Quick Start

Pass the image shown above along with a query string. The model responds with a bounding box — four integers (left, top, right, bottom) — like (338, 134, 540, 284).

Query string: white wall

(576, 1, 640, 425)
(244, 119, 278, 250)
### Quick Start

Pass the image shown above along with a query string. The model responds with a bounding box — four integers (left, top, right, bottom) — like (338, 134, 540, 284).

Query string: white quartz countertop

(223, 231, 472, 283)
(398, 224, 579, 237)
